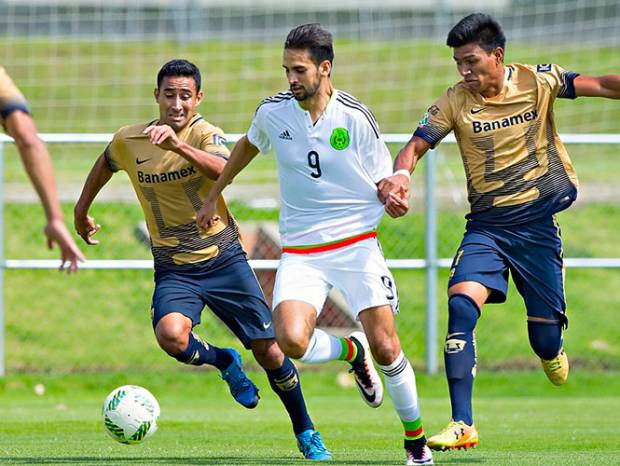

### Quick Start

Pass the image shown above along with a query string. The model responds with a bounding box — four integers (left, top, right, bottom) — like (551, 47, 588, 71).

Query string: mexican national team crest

(330, 127, 350, 150)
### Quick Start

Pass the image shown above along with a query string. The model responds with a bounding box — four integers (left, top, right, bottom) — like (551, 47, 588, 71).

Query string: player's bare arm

(196, 135, 259, 229)
(574, 74, 620, 99)
(143, 123, 227, 180)
(377, 135, 430, 204)
(5, 110, 85, 272)
(74, 154, 113, 245)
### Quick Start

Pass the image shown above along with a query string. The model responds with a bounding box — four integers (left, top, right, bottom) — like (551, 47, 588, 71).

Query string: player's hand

(143, 124, 180, 152)
(74, 213, 102, 246)
(384, 186, 409, 218)
(377, 174, 409, 204)
(196, 199, 220, 230)
(44, 218, 86, 273)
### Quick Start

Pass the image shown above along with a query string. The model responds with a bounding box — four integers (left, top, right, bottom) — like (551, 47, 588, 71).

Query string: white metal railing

(1, 133, 619, 376)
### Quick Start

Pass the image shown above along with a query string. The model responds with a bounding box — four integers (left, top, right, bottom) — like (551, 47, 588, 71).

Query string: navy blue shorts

(448, 216, 567, 326)
(151, 241, 275, 348)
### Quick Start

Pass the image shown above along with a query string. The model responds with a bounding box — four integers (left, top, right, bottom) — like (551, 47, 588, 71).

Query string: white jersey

(247, 89, 392, 249)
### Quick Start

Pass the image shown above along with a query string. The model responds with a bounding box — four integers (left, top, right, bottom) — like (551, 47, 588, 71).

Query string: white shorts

(272, 238, 399, 319)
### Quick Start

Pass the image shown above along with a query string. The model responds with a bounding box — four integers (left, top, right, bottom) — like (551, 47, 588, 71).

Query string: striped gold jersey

(415, 63, 580, 225)
(104, 114, 237, 269)
(0, 66, 30, 125)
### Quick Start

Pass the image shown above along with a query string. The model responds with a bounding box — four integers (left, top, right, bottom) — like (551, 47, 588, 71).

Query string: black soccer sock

(528, 320, 563, 360)
(265, 356, 314, 435)
(445, 294, 480, 426)
(173, 332, 233, 370)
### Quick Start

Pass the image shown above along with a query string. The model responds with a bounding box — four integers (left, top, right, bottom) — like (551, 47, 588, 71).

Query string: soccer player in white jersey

(197, 24, 432, 465)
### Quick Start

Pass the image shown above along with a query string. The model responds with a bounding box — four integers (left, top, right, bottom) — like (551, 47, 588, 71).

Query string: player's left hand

(196, 199, 221, 230)
(384, 187, 409, 218)
(143, 124, 180, 152)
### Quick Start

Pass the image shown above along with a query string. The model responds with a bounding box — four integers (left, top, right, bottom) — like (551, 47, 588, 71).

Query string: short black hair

(156, 59, 201, 91)
(446, 13, 506, 53)
(284, 23, 334, 66)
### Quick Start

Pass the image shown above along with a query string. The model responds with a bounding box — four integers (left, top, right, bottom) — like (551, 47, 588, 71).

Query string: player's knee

(447, 293, 480, 333)
(369, 338, 400, 366)
(154, 316, 191, 356)
(528, 320, 562, 360)
(250, 339, 284, 369)
(276, 332, 308, 359)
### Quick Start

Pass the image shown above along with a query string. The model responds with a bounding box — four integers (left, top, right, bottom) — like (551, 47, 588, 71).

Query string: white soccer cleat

(405, 443, 434, 465)
(348, 331, 384, 408)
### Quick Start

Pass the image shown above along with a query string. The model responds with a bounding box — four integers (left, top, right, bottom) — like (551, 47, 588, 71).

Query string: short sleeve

(247, 105, 271, 154)
(356, 114, 392, 183)
(103, 134, 123, 173)
(412, 91, 455, 149)
(200, 126, 230, 160)
(0, 67, 30, 125)
(535, 64, 579, 100)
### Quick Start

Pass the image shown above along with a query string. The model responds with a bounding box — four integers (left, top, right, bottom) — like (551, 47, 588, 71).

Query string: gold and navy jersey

(415, 63, 580, 224)
(104, 114, 236, 269)
(0, 66, 30, 125)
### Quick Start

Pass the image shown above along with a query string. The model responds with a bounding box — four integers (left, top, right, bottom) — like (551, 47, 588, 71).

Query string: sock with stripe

(265, 356, 314, 435)
(173, 332, 233, 370)
(300, 328, 357, 363)
(379, 351, 425, 442)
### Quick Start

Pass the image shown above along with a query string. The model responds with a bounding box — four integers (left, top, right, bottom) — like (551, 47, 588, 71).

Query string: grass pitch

(0, 370, 618, 465)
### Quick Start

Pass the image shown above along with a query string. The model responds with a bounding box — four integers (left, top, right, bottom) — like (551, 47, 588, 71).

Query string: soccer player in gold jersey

(74, 59, 330, 460)
(378, 13, 620, 451)
(0, 66, 84, 271)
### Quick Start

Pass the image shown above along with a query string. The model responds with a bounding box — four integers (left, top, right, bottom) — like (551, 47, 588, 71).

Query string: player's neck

(299, 81, 334, 123)
(479, 64, 506, 98)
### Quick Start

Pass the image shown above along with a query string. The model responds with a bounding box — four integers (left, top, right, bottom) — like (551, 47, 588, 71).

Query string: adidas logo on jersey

(278, 129, 293, 140)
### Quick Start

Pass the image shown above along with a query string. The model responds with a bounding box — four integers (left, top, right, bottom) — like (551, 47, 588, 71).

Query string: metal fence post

(424, 149, 438, 374)
(0, 142, 4, 376)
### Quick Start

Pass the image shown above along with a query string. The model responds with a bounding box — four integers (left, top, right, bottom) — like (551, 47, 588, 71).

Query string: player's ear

(320, 60, 331, 77)
(493, 47, 504, 65)
(196, 90, 204, 105)
(154, 87, 160, 102)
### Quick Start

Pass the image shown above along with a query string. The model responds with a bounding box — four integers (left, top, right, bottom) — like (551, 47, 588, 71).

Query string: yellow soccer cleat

(541, 349, 569, 385)
(427, 420, 478, 451)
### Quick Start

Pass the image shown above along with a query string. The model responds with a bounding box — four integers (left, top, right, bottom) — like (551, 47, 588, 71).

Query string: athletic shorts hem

(448, 273, 507, 303)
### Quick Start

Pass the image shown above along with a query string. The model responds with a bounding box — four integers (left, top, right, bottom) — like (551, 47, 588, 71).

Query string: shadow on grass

(0, 456, 487, 465)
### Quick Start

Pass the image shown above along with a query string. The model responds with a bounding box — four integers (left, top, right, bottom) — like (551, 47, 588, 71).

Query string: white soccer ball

(102, 385, 160, 444)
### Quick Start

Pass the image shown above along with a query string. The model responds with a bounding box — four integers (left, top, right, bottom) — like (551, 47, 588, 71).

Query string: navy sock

(528, 320, 563, 360)
(265, 357, 314, 435)
(174, 332, 233, 370)
(445, 294, 480, 426)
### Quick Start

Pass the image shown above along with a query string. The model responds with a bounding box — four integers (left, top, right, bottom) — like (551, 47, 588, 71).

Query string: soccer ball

(102, 385, 160, 444)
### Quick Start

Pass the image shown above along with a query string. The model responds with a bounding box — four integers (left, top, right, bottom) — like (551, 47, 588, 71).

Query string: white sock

(300, 328, 342, 363)
(379, 351, 421, 423)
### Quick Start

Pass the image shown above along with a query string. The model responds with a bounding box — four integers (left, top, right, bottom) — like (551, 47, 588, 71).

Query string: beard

(291, 79, 321, 101)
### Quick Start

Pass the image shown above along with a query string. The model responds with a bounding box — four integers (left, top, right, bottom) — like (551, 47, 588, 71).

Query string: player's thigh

(200, 258, 275, 349)
(448, 228, 509, 304)
(508, 219, 567, 326)
(151, 270, 204, 331)
(273, 253, 331, 316)
(329, 239, 399, 319)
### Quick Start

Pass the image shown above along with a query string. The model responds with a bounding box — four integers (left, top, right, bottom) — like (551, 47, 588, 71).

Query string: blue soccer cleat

(220, 348, 259, 409)
(296, 429, 332, 461)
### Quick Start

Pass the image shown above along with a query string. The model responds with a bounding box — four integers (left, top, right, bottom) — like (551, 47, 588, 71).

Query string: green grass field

(1, 34, 619, 465)
(0, 371, 618, 465)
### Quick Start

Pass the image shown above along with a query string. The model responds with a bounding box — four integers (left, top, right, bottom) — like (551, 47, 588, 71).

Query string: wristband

(393, 169, 411, 180)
